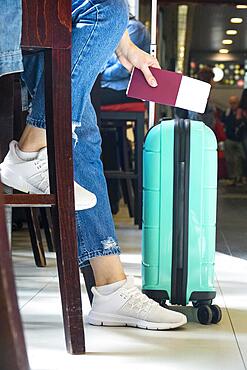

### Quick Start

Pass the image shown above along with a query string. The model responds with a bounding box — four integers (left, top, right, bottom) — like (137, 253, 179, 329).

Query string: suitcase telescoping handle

(148, 0, 158, 130)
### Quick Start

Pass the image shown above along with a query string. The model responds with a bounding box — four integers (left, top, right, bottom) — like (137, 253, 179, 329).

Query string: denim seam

(26, 117, 79, 130)
(0, 68, 23, 78)
(0, 50, 23, 76)
(76, 212, 85, 250)
(71, 0, 99, 76)
(77, 246, 121, 268)
(0, 50, 22, 57)
(26, 116, 46, 128)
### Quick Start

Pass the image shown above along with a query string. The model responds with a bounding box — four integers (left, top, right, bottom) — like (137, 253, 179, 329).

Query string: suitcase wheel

(197, 305, 213, 325)
(211, 305, 222, 324)
(197, 304, 222, 325)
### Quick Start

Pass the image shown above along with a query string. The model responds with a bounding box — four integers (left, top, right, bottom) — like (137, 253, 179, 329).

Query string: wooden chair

(2, 0, 85, 354)
(101, 102, 146, 229)
(0, 187, 30, 370)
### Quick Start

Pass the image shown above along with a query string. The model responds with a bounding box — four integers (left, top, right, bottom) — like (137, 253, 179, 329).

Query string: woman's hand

(116, 31, 161, 87)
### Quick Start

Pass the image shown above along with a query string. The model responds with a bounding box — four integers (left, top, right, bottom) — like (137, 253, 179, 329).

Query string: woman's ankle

(90, 255, 126, 287)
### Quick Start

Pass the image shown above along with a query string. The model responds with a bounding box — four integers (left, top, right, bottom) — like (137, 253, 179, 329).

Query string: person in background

(188, 67, 216, 130)
(235, 88, 247, 181)
(100, 14, 151, 215)
(222, 96, 245, 186)
(236, 89, 247, 156)
(101, 13, 150, 105)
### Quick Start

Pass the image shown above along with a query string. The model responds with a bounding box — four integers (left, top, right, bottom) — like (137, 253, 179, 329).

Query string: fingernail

(151, 79, 158, 87)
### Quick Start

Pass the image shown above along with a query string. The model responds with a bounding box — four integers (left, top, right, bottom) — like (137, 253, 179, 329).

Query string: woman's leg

(70, 0, 129, 271)
(224, 139, 235, 180)
(19, 52, 47, 151)
(73, 98, 125, 276)
(18, 126, 46, 152)
(16, 0, 128, 272)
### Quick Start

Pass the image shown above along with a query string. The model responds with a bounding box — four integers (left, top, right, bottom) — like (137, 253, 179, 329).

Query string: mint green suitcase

(142, 119, 222, 324)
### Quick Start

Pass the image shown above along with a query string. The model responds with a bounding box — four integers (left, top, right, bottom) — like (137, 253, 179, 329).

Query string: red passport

(127, 67, 211, 114)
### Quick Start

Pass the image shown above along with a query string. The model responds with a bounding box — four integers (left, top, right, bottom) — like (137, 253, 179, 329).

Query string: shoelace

(28, 159, 50, 193)
(126, 286, 159, 314)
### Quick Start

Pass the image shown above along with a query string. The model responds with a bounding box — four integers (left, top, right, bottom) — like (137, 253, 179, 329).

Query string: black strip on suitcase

(171, 119, 190, 305)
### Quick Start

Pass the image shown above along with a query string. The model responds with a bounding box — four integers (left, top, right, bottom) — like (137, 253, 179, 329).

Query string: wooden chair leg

(80, 264, 96, 306)
(44, 49, 85, 354)
(0, 75, 14, 159)
(40, 207, 55, 252)
(46, 208, 56, 251)
(118, 121, 134, 217)
(26, 207, 46, 267)
(116, 125, 130, 207)
(0, 191, 30, 370)
(120, 124, 135, 217)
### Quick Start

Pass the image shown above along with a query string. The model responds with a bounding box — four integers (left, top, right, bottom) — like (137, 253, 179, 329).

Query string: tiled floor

(12, 184, 247, 370)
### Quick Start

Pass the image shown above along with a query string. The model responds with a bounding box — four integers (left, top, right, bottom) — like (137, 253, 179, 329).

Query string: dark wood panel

(0, 75, 14, 160)
(26, 208, 47, 267)
(4, 194, 55, 206)
(21, 0, 52, 47)
(21, 0, 71, 48)
(44, 48, 85, 354)
(0, 190, 30, 370)
(53, 0, 72, 48)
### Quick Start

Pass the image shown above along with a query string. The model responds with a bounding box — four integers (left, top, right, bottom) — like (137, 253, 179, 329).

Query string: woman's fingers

(150, 56, 161, 69)
(140, 63, 158, 87)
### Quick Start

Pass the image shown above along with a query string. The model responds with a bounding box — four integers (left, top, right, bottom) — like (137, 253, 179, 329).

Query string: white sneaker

(0, 140, 97, 211)
(88, 277, 187, 330)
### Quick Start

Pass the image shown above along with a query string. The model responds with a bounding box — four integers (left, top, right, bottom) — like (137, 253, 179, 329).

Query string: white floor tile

(16, 276, 54, 309)
(11, 216, 247, 370)
(13, 250, 246, 370)
(215, 253, 247, 367)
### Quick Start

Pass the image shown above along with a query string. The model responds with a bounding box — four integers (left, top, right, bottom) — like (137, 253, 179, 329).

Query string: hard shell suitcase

(142, 119, 222, 324)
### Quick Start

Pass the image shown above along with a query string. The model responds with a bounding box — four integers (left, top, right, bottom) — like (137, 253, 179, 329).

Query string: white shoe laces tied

(28, 158, 49, 194)
(126, 287, 158, 315)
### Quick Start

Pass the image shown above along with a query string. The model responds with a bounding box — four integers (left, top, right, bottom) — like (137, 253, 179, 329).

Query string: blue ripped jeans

(21, 0, 128, 267)
(0, 0, 23, 76)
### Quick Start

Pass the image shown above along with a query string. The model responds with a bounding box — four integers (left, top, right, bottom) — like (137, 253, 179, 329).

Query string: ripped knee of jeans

(101, 237, 118, 250)
(72, 121, 80, 146)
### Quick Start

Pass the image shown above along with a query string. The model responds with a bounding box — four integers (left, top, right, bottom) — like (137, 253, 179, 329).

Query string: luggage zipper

(171, 119, 190, 305)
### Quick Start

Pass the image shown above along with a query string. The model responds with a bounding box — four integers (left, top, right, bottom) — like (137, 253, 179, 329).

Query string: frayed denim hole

(100, 237, 118, 250)
(72, 121, 81, 147)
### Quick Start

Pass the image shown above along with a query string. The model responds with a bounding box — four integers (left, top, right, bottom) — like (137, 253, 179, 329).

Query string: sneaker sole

(75, 196, 97, 211)
(1, 166, 97, 210)
(87, 311, 187, 330)
(0, 168, 43, 194)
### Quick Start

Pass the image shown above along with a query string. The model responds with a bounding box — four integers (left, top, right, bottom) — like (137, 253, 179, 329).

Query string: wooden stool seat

(101, 102, 146, 112)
